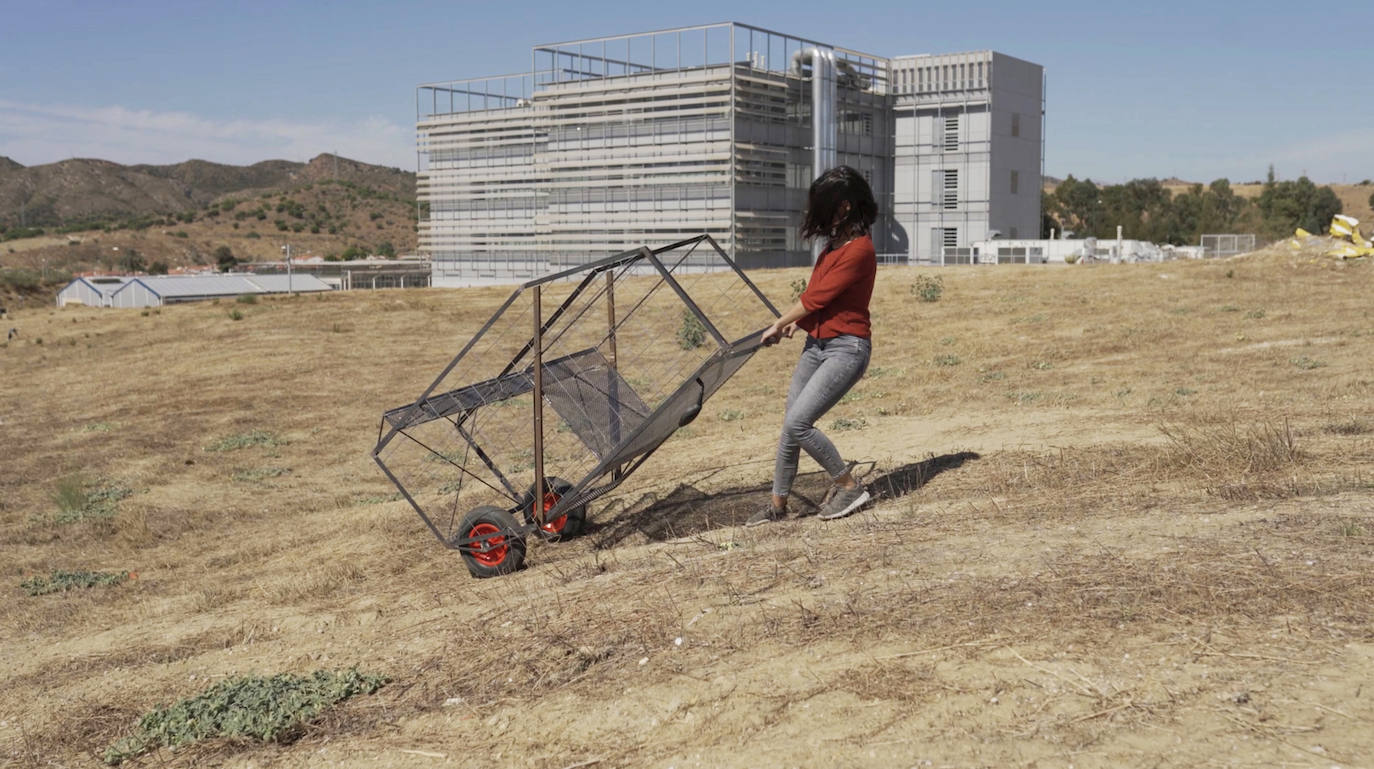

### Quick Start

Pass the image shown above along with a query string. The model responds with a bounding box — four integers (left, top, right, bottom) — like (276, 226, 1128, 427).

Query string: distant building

(416, 21, 1044, 283)
(56, 273, 332, 308)
(244, 256, 432, 290)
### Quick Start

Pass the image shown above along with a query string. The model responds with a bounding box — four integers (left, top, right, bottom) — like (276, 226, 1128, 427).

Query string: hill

(2, 254, 1372, 767)
(0, 154, 418, 293)
(0, 154, 413, 228)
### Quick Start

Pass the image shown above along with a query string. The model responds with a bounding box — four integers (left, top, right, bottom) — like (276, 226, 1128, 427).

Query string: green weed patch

(52, 476, 132, 524)
(21, 569, 130, 596)
(204, 430, 280, 452)
(104, 669, 387, 765)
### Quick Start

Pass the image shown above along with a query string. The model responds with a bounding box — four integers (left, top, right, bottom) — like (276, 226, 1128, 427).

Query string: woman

(748, 165, 877, 526)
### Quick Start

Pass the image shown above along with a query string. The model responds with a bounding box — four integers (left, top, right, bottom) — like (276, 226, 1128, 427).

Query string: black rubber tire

(521, 477, 587, 540)
(455, 506, 526, 578)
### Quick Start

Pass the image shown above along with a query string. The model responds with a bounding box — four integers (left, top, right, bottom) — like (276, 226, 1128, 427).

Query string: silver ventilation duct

(791, 48, 837, 262)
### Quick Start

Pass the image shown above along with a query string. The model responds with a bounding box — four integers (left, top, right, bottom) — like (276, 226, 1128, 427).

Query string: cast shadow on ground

(587, 451, 980, 549)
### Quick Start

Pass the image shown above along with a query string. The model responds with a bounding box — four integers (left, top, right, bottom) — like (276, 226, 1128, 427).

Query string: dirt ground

(2, 247, 1372, 768)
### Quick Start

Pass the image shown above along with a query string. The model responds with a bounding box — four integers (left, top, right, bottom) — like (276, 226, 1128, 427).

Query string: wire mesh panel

(374, 235, 778, 548)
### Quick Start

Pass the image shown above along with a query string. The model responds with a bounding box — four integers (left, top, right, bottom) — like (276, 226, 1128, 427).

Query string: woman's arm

(760, 298, 809, 345)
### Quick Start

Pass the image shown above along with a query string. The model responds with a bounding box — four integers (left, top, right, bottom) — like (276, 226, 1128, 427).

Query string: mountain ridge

(0, 153, 415, 227)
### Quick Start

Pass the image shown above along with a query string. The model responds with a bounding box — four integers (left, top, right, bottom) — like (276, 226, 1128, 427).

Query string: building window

(932, 169, 958, 209)
(1010, 169, 1019, 195)
(942, 114, 959, 151)
(1011, 112, 1021, 137)
(933, 227, 959, 260)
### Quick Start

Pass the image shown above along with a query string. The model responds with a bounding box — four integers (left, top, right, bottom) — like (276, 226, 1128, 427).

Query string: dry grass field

(2, 247, 1372, 768)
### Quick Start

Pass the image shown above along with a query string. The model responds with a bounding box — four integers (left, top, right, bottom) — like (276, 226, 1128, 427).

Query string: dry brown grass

(2, 253, 1372, 767)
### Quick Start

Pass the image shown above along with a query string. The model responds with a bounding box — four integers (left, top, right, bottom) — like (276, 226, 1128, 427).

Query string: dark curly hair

(800, 165, 878, 246)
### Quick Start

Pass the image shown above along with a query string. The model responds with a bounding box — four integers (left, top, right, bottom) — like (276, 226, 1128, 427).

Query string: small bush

(103, 670, 387, 765)
(830, 417, 868, 432)
(227, 308, 244, 321)
(789, 278, 808, 301)
(910, 275, 944, 302)
(1324, 418, 1370, 436)
(22, 569, 129, 596)
(677, 308, 707, 350)
(205, 430, 280, 452)
(236, 294, 258, 305)
(51, 476, 132, 524)
(231, 466, 291, 483)
(0, 268, 43, 290)
(1290, 356, 1325, 370)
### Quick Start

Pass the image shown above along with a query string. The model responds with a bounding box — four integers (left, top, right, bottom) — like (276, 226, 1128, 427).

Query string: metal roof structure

(58, 272, 333, 308)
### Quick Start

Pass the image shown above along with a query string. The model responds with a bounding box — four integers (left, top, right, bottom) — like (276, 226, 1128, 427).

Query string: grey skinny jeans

(773, 334, 871, 498)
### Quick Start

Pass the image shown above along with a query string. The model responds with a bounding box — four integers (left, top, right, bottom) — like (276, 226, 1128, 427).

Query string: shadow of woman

(588, 451, 980, 549)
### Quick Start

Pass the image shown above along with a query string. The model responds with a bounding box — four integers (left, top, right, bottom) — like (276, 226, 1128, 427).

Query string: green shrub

(22, 569, 129, 596)
(231, 466, 291, 483)
(103, 670, 387, 765)
(204, 430, 280, 452)
(677, 308, 707, 349)
(830, 417, 868, 432)
(236, 294, 257, 305)
(51, 475, 132, 524)
(789, 278, 808, 301)
(0, 268, 42, 290)
(911, 274, 944, 302)
(227, 308, 244, 321)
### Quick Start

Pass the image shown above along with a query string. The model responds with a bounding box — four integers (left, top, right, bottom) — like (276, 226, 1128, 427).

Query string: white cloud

(0, 99, 414, 170)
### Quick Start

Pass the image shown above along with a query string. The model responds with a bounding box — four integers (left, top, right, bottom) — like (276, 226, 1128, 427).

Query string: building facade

(418, 22, 1043, 284)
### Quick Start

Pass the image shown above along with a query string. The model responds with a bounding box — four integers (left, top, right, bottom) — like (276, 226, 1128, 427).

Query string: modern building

(417, 22, 1043, 284)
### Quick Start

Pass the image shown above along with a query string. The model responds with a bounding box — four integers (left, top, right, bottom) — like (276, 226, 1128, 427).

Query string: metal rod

(605, 270, 621, 479)
(532, 284, 547, 526)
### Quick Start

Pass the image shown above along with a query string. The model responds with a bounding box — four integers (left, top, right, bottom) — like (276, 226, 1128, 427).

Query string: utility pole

(282, 243, 293, 296)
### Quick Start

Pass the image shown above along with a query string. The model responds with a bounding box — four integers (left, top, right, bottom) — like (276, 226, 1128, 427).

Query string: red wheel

(456, 506, 525, 578)
(467, 522, 508, 567)
(523, 478, 586, 539)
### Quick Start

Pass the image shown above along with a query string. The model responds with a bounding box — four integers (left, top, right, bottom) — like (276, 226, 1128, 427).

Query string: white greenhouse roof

(122, 273, 332, 298)
(243, 274, 332, 293)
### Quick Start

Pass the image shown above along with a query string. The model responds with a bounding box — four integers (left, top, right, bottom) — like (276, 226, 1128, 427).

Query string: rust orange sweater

(797, 235, 876, 339)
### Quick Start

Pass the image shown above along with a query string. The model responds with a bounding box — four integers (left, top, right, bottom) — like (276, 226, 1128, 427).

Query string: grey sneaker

(745, 504, 786, 527)
(818, 485, 870, 520)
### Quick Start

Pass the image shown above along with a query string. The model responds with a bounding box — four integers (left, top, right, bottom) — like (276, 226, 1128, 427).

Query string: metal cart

(373, 235, 780, 577)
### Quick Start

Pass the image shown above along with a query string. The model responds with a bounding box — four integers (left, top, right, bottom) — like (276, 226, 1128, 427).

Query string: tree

(1256, 176, 1342, 240)
(376, 241, 395, 258)
(1051, 175, 1103, 237)
(117, 248, 145, 273)
(149, 260, 169, 275)
(214, 245, 237, 272)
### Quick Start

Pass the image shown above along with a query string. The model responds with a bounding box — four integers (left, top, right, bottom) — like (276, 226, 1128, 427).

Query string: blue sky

(1, 0, 1369, 184)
